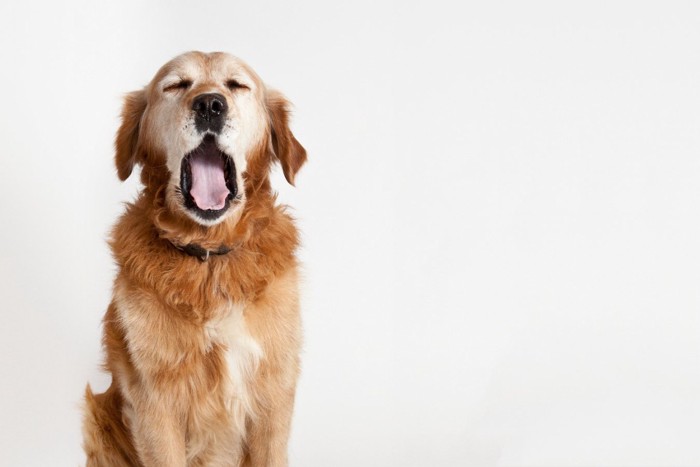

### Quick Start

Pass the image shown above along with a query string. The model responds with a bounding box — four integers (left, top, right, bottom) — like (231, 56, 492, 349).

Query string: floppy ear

(266, 90, 307, 185)
(114, 90, 147, 181)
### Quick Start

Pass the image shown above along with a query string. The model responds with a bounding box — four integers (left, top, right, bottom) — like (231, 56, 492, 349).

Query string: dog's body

(82, 52, 306, 467)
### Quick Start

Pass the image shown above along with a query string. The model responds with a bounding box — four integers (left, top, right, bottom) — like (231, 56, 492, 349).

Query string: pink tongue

(190, 152, 229, 210)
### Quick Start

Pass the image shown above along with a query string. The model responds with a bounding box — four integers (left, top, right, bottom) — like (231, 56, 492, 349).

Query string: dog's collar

(170, 241, 232, 262)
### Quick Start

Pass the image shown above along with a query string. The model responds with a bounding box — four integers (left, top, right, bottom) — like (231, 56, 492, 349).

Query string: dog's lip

(180, 135, 238, 220)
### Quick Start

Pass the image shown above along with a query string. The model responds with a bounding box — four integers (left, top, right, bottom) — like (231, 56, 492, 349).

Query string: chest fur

(116, 288, 263, 427)
(204, 304, 263, 426)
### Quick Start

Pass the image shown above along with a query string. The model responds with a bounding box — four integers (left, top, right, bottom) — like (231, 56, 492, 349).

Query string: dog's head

(115, 51, 306, 227)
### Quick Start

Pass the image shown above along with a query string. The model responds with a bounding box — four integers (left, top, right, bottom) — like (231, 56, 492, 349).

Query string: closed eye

(163, 79, 192, 92)
(226, 79, 249, 91)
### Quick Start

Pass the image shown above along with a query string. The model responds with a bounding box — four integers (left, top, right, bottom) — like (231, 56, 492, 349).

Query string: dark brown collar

(170, 241, 233, 262)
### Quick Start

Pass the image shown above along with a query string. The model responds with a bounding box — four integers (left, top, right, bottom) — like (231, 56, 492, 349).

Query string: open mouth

(180, 135, 237, 221)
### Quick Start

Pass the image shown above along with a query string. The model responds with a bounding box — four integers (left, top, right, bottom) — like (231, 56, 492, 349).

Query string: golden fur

(82, 52, 307, 466)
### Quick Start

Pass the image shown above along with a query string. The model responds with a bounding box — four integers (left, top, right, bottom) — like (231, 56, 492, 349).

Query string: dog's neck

(147, 185, 250, 262)
(145, 181, 279, 263)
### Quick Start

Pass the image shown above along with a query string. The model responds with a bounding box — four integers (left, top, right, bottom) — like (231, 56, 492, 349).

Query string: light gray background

(1, 1, 699, 466)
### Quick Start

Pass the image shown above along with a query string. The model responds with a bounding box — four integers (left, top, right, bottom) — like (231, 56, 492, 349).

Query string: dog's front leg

(244, 391, 296, 467)
(242, 268, 302, 467)
(131, 396, 186, 467)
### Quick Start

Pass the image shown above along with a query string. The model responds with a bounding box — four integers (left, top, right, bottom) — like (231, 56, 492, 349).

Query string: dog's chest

(204, 304, 263, 424)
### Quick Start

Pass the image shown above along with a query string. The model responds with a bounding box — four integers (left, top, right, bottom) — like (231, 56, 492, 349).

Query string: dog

(82, 51, 307, 466)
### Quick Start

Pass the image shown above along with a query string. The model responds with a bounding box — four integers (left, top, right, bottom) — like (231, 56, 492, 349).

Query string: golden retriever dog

(82, 51, 307, 466)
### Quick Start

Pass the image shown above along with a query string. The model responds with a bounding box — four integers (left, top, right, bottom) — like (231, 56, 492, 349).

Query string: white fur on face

(144, 53, 268, 226)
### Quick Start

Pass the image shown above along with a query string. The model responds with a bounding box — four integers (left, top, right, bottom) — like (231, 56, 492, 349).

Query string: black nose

(192, 93, 228, 133)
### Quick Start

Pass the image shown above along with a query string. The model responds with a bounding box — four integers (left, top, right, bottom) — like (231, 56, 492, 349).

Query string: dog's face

(115, 52, 306, 226)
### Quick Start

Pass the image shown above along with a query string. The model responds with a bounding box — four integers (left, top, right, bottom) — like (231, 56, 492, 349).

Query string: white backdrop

(1, 1, 699, 466)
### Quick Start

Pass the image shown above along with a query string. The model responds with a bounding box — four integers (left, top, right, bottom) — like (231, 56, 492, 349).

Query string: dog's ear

(266, 90, 307, 186)
(115, 90, 147, 181)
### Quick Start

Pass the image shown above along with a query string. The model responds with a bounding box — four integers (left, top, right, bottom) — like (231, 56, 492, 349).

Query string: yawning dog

(82, 51, 307, 466)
